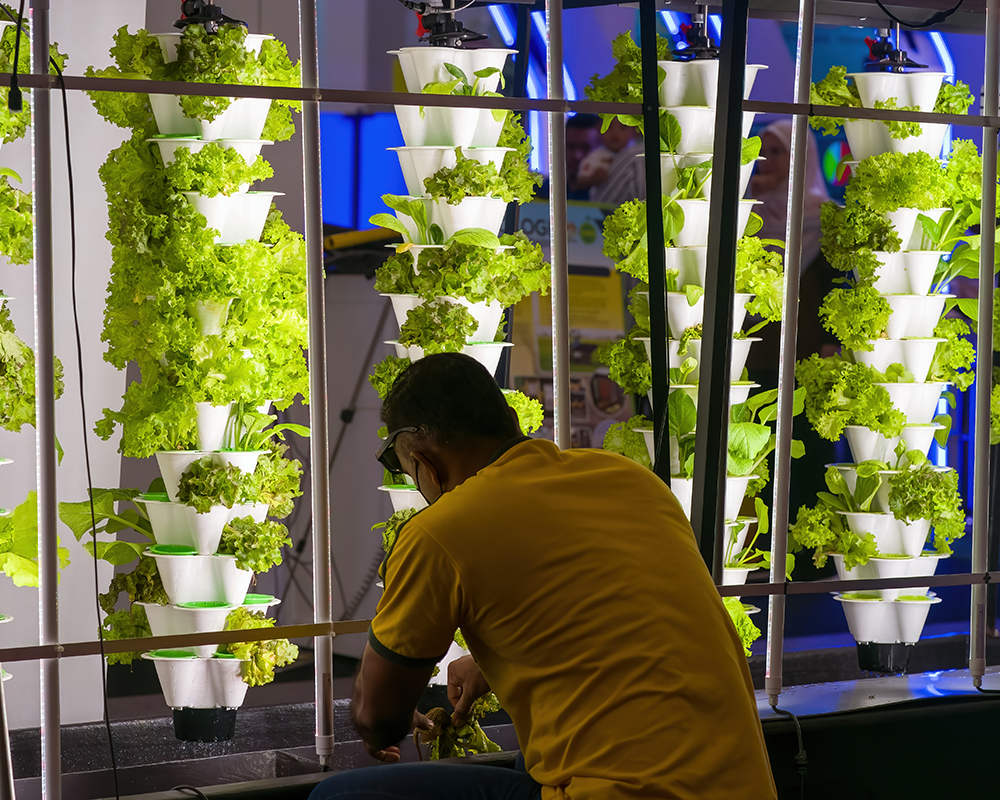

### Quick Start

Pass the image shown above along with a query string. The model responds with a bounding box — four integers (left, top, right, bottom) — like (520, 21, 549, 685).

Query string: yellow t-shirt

(370, 438, 777, 800)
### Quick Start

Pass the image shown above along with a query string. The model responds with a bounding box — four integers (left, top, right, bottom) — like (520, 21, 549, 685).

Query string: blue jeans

(308, 753, 543, 800)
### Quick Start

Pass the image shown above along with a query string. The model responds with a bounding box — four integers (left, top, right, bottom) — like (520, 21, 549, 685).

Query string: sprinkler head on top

(677, 7, 719, 61)
(175, 0, 249, 34)
(863, 28, 927, 73)
(397, 0, 488, 48)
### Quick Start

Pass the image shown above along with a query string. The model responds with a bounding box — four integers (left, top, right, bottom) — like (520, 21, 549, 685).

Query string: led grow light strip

(488, 4, 516, 46)
(928, 31, 955, 156)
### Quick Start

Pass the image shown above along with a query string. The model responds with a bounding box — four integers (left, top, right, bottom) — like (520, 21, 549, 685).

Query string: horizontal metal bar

(0, 619, 371, 665)
(0, 568, 992, 662)
(5, 72, 640, 115)
(744, 98, 1000, 128)
(718, 571, 1000, 598)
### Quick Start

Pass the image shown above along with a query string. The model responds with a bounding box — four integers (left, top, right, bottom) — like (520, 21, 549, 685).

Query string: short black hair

(381, 353, 519, 447)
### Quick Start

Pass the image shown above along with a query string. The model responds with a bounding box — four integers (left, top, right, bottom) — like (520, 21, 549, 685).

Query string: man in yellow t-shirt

(310, 353, 777, 800)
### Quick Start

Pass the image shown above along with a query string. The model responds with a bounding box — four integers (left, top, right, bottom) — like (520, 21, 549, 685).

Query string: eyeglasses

(375, 426, 419, 474)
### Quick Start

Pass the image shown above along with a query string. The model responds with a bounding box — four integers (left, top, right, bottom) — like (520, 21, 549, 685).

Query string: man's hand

(447, 655, 491, 728)
(362, 709, 432, 763)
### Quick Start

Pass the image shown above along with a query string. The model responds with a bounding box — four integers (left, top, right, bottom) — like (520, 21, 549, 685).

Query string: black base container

(173, 708, 238, 742)
(857, 642, 912, 674)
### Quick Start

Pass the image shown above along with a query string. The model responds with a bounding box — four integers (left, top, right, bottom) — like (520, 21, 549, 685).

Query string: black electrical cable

(872, 0, 965, 30)
(6, 0, 24, 112)
(0, 3, 123, 795)
(771, 706, 807, 800)
(976, 685, 1000, 694)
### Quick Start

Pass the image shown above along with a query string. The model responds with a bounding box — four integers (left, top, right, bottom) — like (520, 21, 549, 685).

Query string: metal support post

(0, 664, 13, 799)
(690, 0, 747, 579)
(300, 0, 335, 761)
(32, 0, 60, 797)
(766, 0, 816, 709)
(639, 0, 669, 486)
(546, 0, 570, 449)
(971, 0, 999, 688)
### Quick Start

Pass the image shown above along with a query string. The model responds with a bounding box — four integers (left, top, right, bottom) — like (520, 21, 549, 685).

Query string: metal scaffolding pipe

(546, 0, 571, 450)
(300, 0, 335, 762)
(32, 0, 60, 796)
(765, 0, 815, 709)
(971, 0, 999, 688)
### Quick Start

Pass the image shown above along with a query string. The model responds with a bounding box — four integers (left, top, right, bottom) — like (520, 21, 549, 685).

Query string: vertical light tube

(546, 1, 570, 449)
(0, 667, 13, 798)
(765, 0, 815, 708)
(971, 0, 998, 688)
(32, 1, 60, 796)
(300, 0, 335, 761)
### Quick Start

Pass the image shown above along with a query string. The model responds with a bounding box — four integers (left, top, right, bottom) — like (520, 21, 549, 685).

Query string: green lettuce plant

(603, 415, 652, 469)
(584, 31, 673, 131)
(887, 463, 965, 554)
(398, 299, 477, 353)
(818, 281, 891, 351)
(164, 144, 273, 196)
(219, 516, 291, 573)
(219, 607, 298, 686)
(723, 597, 762, 657)
(0, 303, 65, 431)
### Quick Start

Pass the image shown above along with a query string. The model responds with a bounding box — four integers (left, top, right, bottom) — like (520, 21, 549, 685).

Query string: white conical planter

(183, 192, 235, 238)
(831, 553, 916, 600)
(908, 294, 950, 338)
(851, 338, 943, 383)
(227, 502, 269, 524)
(722, 519, 755, 565)
(154, 32, 273, 63)
(877, 382, 946, 424)
(665, 291, 753, 338)
(395, 104, 506, 149)
(843, 423, 942, 464)
(148, 548, 254, 605)
(898, 251, 946, 296)
(896, 595, 942, 644)
(196, 403, 232, 452)
(641, 153, 758, 202)
(389, 340, 511, 375)
(139, 601, 236, 658)
(840, 511, 930, 556)
(658, 61, 767, 108)
(218, 191, 283, 245)
(848, 71, 946, 113)
(885, 207, 949, 251)
(390, 146, 513, 198)
(215, 450, 266, 475)
(376, 484, 428, 513)
(869, 252, 908, 294)
(192, 298, 235, 337)
(673, 199, 759, 248)
(156, 452, 205, 503)
(843, 119, 948, 161)
(666, 246, 707, 287)
(144, 499, 230, 556)
(669, 475, 754, 522)
(143, 651, 249, 709)
(242, 593, 281, 613)
(835, 594, 897, 643)
(150, 94, 272, 141)
(390, 47, 515, 95)
(428, 196, 509, 239)
(906, 551, 949, 596)
(150, 93, 200, 136)
(663, 106, 716, 154)
(382, 294, 505, 343)
(655, 336, 757, 383)
(148, 137, 273, 170)
(656, 382, 757, 415)
(722, 566, 754, 588)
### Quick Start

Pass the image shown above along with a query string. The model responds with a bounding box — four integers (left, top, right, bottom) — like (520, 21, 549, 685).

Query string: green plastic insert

(213, 652, 238, 659)
(149, 649, 197, 659)
(243, 594, 274, 605)
(840, 592, 882, 601)
(178, 601, 231, 609)
(148, 544, 197, 556)
(139, 492, 170, 503)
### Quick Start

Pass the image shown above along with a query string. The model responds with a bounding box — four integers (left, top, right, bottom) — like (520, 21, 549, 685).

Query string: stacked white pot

(376, 46, 521, 516)
(841, 71, 949, 160)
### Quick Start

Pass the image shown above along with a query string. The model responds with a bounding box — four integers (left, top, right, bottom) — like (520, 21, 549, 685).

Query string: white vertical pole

(31, 0, 61, 796)
(546, 1, 570, 449)
(971, 0, 998, 689)
(765, 0, 815, 709)
(299, 0, 335, 762)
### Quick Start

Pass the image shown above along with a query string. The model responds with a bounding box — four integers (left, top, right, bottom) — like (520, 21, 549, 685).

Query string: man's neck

(441, 436, 516, 492)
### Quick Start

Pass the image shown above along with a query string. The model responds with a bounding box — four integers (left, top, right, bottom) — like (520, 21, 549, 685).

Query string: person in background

(537, 113, 601, 201)
(746, 118, 836, 564)
(576, 118, 645, 205)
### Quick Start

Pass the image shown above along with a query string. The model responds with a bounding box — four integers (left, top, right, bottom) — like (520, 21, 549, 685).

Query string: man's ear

(410, 450, 443, 494)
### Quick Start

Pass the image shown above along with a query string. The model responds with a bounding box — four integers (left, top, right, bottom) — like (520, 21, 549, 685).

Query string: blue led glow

(529, 110, 542, 171)
(709, 14, 723, 43)
(928, 32, 956, 156)
(660, 10, 680, 35)
(487, 5, 516, 47)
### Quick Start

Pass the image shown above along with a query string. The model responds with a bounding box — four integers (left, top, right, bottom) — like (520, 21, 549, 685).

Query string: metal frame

(12, 0, 1000, 793)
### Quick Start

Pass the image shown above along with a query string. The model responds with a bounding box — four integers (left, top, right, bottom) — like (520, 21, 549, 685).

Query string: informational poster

(512, 201, 638, 448)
